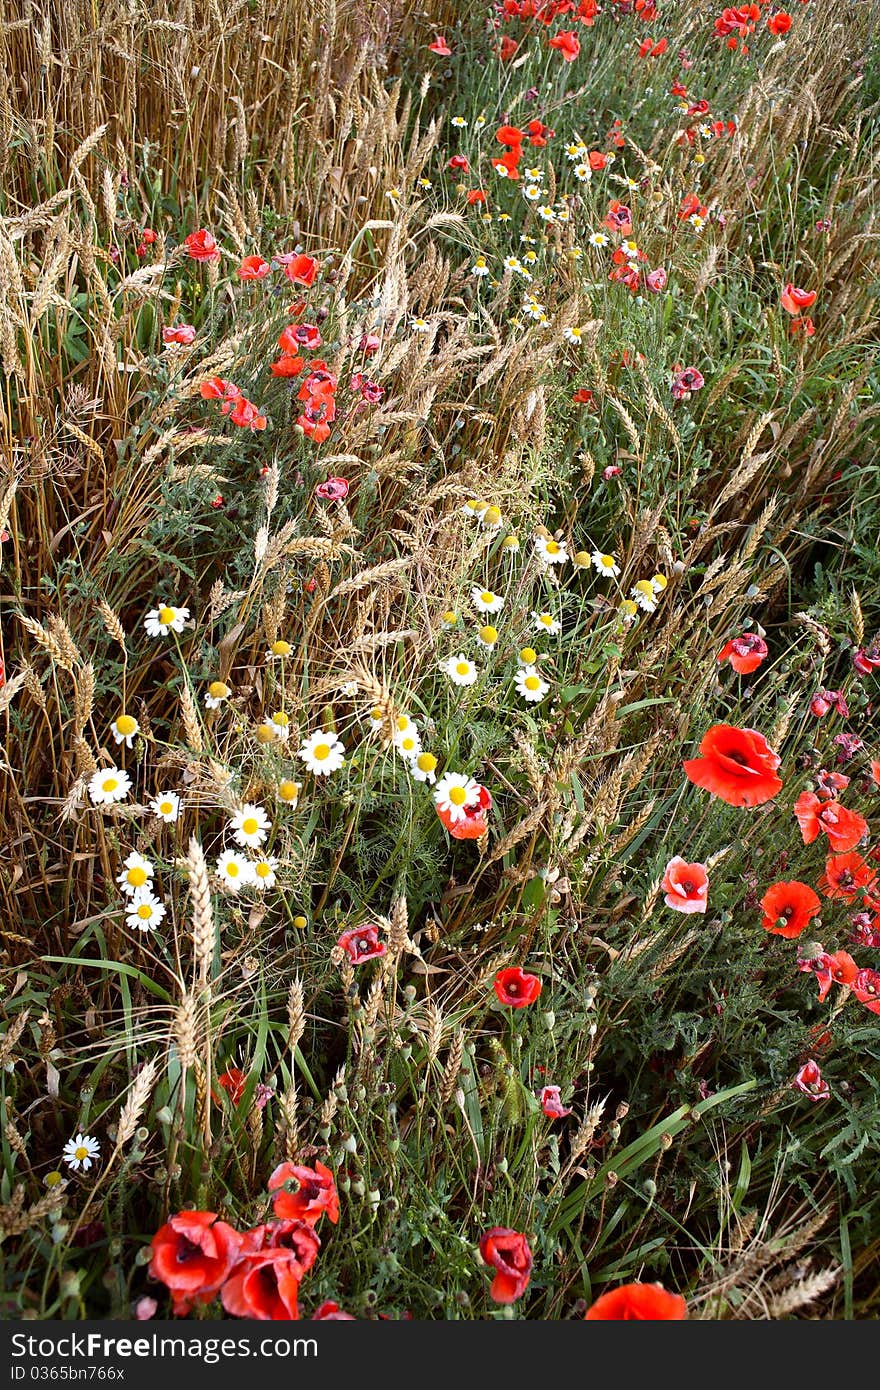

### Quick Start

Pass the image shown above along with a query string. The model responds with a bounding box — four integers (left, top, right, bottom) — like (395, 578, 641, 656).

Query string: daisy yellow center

(520, 647, 537, 664)
(293, 915, 307, 929)
(272, 711, 290, 727)
(271, 640, 291, 656)
(102, 777, 118, 793)
(652, 574, 668, 590)
(449, 786, 467, 806)
(417, 753, 437, 773)
(159, 800, 174, 814)
(480, 591, 494, 605)
(115, 714, 137, 736)
(208, 681, 229, 699)
(484, 506, 501, 525)
(479, 626, 498, 644)
(371, 707, 384, 721)
(539, 615, 552, 626)
(601, 555, 615, 567)
(635, 581, 654, 597)
(241, 817, 259, 836)
(313, 743, 331, 761)
(278, 781, 299, 802)
(226, 862, 240, 877)
(622, 600, 638, 615)
(545, 541, 560, 555)
(502, 536, 519, 548)
(45, 1171, 62, 1187)
(525, 676, 541, 691)
(137, 904, 153, 920)
(396, 716, 410, 731)
(74, 1146, 88, 1161)
(256, 724, 276, 743)
(574, 552, 590, 566)
(443, 611, 457, 624)
(255, 862, 271, 878)
(158, 606, 176, 625)
(465, 499, 482, 512)
(126, 867, 148, 888)
(456, 662, 471, 676)
(401, 737, 417, 751)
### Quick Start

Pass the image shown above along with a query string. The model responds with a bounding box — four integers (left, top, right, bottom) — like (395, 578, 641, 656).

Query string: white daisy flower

(471, 256, 490, 277)
(588, 231, 610, 248)
(623, 176, 640, 191)
(689, 214, 705, 231)
(250, 855, 278, 891)
(565, 142, 587, 161)
(517, 646, 539, 667)
(481, 504, 503, 530)
(230, 803, 271, 849)
(393, 714, 418, 739)
(523, 184, 542, 202)
(88, 766, 131, 806)
(591, 551, 620, 577)
(471, 586, 504, 615)
(204, 680, 231, 709)
(411, 751, 439, 785)
(143, 603, 189, 637)
(477, 624, 499, 649)
(573, 164, 592, 182)
(268, 710, 292, 742)
(650, 573, 668, 594)
(621, 239, 641, 260)
(534, 536, 569, 566)
(451, 115, 467, 128)
(110, 713, 140, 748)
(461, 498, 488, 521)
(298, 730, 346, 776)
(631, 580, 658, 612)
(563, 326, 583, 345)
(410, 316, 431, 333)
(394, 727, 423, 759)
(442, 653, 479, 687)
(515, 666, 549, 704)
(216, 848, 253, 893)
(523, 298, 546, 322)
(341, 681, 359, 698)
(537, 205, 555, 223)
(532, 610, 562, 636)
(63, 1132, 100, 1172)
(117, 851, 154, 896)
(434, 772, 479, 824)
(277, 780, 300, 807)
(125, 888, 166, 932)
(150, 790, 181, 823)
(503, 255, 523, 274)
(267, 639, 293, 661)
(522, 249, 538, 265)
(555, 206, 571, 224)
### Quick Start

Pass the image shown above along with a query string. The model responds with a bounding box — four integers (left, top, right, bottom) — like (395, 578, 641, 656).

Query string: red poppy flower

(853, 968, 880, 1014)
(759, 880, 820, 938)
(815, 768, 850, 799)
(603, 199, 633, 235)
(587, 151, 608, 171)
(216, 1066, 247, 1105)
(495, 125, 524, 148)
(572, 387, 596, 406)
(162, 324, 196, 345)
(789, 315, 815, 337)
(646, 267, 667, 292)
(539, 1085, 572, 1118)
(238, 254, 271, 280)
(428, 34, 451, 55)
(671, 366, 705, 400)
(494, 966, 542, 1008)
(228, 397, 267, 430)
(221, 1248, 303, 1320)
(548, 30, 580, 61)
(315, 476, 349, 501)
(269, 1161, 340, 1226)
(200, 376, 240, 403)
(819, 851, 877, 900)
(661, 857, 709, 914)
(854, 644, 880, 675)
(448, 154, 470, 173)
(313, 1300, 356, 1319)
(467, 189, 488, 204)
(798, 948, 858, 1003)
(780, 283, 817, 314)
(794, 1059, 829, 1101)
(149, 1211, 241, 1316)
(491, 149, 522, 179)
(499, 35, 519, 60)
(578, 0, 601, 22)
(479, 1229, 533, 1304)
(337, 924, 386, 964)
(279, 323, 322, 352)
(767, 13, 793, 36)
(683, 724, 783, 807)
(793, 792, 868, 853)
(184, 229, 221, 263)
(526, 119, 554, 146)
(717, 632, 768, 674)
(282, 253, 319, 287)
(438, 784, 492, 841)
(271, 354, 305, 377)
(585, 1282, 688, 1320)
(809, 688, 848, 718)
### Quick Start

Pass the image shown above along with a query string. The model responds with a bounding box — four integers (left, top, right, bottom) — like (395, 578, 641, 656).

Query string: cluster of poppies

(679, 719, 879, 1103)
(714, 4, 793, 51)
(148, 1162, 342, 1320)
